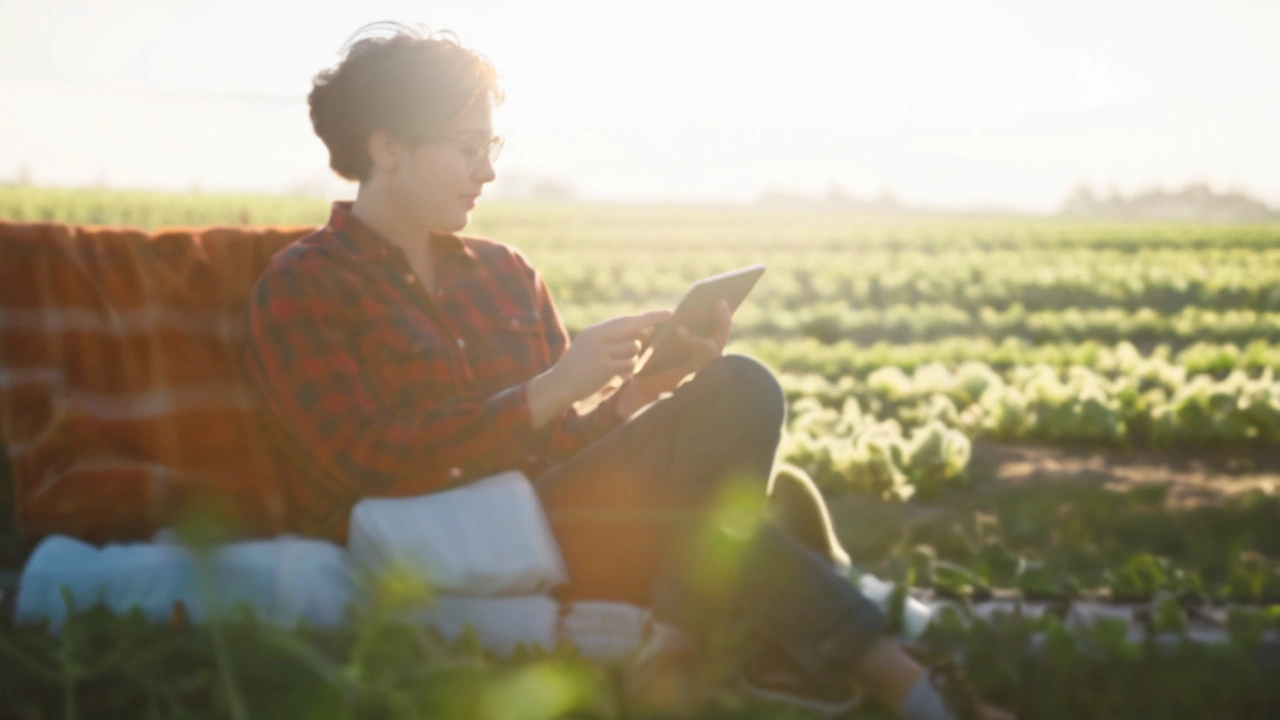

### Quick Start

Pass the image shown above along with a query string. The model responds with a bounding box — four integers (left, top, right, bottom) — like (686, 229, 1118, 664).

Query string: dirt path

(968, 440, 1280, 509)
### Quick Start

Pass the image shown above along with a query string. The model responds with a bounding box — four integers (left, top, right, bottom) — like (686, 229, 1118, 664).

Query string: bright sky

(1, 0, 1277, 211)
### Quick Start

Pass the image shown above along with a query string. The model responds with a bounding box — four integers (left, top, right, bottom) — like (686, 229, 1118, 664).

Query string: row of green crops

(765, 350, 1280, 509)
(566, 301, 1280, 347)
(743, 337, 1280, 379)
(779, 359, 1280, 453)
(539, 248, 1280, 313)
(866, 506, 1280, 605)
(781, 406, 971, 502)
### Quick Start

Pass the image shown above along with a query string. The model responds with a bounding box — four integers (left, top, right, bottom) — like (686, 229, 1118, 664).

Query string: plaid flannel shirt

(242, 201, 625, 538)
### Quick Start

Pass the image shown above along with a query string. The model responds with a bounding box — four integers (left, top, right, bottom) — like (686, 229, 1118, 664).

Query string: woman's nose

(473, 157, 497, 184)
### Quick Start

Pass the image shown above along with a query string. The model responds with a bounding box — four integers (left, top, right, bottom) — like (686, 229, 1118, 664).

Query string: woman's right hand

(549, 309, 673, 402)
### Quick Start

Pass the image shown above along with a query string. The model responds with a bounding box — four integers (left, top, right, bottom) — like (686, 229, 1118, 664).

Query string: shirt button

(404, 273, 417, 284)
(457, 338, 466, 349)
(449, 467, 462, 479)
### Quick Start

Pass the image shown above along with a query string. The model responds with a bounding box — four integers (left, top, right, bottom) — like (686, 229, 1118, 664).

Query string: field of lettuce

(2, 186, 1280, 719)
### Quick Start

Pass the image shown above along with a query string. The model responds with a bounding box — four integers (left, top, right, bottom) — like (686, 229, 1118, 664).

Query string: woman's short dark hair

(308, 21, 504, 182)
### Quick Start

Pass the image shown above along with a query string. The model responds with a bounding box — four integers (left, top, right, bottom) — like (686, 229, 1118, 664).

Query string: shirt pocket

(356, 327, 452, 414)
(477, 308, 548, 375)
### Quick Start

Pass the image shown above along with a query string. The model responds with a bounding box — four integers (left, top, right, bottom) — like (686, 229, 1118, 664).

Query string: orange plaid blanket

(0, 220, 315, 544)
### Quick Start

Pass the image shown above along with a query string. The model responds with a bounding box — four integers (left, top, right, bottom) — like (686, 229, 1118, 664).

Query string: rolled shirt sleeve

(525, 267, 628, 463)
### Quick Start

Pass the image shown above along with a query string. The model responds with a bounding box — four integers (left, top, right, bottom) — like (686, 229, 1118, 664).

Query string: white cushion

(347, 471, 567, 596)
(559, 600, 652, 665)
(414, 594, 562, 657)
(409, 596, 656, 664)
(14, 534, 357, 631)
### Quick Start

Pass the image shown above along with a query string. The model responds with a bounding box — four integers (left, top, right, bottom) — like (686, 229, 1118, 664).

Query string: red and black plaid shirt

(242, 200, 624, 538)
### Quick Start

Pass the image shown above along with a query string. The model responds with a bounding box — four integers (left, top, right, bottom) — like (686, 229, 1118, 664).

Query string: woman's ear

(366, 128, 402, 175)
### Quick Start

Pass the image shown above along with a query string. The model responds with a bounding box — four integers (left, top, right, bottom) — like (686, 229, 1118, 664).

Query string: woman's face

(385, 93, 498, 234)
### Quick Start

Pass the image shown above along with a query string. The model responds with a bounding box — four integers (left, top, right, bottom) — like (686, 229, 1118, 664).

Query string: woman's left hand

(615, 299, 732, 418)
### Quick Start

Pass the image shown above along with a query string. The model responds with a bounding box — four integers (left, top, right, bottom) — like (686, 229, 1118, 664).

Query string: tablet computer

(635, 264, 766, 377)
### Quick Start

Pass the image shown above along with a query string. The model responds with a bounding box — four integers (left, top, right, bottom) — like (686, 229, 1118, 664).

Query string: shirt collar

(326, 200, 477, 263)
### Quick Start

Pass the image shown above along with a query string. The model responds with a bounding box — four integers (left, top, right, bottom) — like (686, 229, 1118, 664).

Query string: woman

(241, 21, 1013, 720)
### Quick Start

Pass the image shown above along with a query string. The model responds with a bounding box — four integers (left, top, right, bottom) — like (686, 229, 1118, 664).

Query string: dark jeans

(534, 354, 888, 678)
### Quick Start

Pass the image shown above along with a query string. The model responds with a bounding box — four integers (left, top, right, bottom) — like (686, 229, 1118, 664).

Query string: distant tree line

(757, 183, 908, 213)
(1061, 182, 1279, 222)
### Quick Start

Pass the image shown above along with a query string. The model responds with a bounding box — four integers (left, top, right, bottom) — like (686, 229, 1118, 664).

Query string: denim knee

(696, 354, 785, 436)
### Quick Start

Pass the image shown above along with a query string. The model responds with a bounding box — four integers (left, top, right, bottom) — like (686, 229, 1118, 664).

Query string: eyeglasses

(437, 134, 505, 167)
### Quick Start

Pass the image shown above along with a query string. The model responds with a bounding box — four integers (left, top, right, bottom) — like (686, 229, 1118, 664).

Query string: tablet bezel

(635, 263, 766, 377)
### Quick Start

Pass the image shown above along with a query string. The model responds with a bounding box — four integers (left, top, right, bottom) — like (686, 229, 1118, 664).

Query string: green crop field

(3, 185, 1280, 719)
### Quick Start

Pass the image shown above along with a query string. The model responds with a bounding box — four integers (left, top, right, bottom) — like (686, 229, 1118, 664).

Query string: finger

(602, 309, 674, 338)
(675, 325, 716, 358)
(605, 339, 642, 361)
(677, 327, 720, 362)
(691, 335, 721, 363)
(676, 326, 709, 346)
(608, 357, 638, 375)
